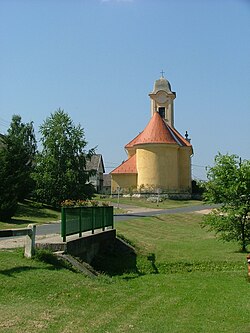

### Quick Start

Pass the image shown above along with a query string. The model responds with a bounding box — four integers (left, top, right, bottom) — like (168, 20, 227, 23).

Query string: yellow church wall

(111, 174, 137, 192)
(136, 144, 179, 190)
(178, 147, 192, 191)
(112, 146, 192, 193)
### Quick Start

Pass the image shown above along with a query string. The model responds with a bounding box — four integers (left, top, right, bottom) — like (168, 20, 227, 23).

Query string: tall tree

(202, 153, 250, 252)
(0, 135, 18, 221)
(7, 115, 37, 200)
(0, 115, 36, 220)
(33, 109, 95, 207)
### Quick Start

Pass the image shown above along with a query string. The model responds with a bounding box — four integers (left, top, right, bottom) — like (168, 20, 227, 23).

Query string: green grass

(116, 213, 245, 263)
(97, 195, 202, 209)
(0, 200, 61, 229)
(0, 196, 201, 229)
(0, 213, 249, 333)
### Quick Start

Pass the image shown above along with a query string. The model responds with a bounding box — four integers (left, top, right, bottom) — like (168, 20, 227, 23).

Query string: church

(111, 74, 193, 194)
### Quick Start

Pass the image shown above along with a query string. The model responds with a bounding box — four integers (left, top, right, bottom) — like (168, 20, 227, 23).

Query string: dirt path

(0, 233, 63, 250)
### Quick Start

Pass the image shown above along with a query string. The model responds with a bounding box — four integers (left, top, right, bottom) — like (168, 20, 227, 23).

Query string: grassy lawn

(96, 195, 203, 209)
(0, 198, 202, 230)
(0, 213, 249, 332)
(0, 201, 61, 229)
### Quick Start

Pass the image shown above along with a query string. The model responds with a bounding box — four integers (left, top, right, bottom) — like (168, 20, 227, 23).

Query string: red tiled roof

(112, 113, 193, 175)
(169, 126, 192, 147)
(125, 112, 192, 148)
(111, 154, 137, 174)
(125, 132, 142, 149)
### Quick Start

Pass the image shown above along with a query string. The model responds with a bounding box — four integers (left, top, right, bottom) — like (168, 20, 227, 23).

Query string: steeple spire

(149, 75, 176, 127)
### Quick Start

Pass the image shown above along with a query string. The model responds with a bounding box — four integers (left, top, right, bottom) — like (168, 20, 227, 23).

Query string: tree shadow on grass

(1, 219, 31, 226)
(0, 249, 76, 277)
(2, 202, 60, 226)
(0, 266, 43, 277)
(6, 218, 59, 226)
(0, 263, 73, 277)
(15, 203, 59, 219)
(153, 215, 168, 221)
(234, 249, 249, 254)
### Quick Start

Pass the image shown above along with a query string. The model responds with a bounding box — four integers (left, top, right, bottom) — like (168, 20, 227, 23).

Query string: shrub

(102, 201, 110, 207)
(61, 199, 101, 207)
(61, 199, 75, 207)
(90, 200, 99, 207)
(76, 200, 89, 207)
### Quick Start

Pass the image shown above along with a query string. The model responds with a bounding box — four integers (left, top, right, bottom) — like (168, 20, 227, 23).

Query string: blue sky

(0, 0, 249, 180)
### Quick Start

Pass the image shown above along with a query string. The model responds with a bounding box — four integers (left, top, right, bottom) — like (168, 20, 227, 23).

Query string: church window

(158, 107, 165, 118)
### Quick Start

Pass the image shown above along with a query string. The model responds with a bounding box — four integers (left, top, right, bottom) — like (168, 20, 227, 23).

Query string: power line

(105, 161, 122, 165)
(0, 117, 10, 133)
(191, 164, 207, 168)
(0, 116, 10, 125)
(0, 122, 9, 129)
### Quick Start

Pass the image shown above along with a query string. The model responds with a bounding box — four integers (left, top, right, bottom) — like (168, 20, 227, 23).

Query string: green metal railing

(61, 206, 114, 242)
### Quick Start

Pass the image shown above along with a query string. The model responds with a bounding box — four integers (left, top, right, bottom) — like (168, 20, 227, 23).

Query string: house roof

(111, 154, 137, 174)
(125, 112, 192, 148)
(86, 154, 105, 173)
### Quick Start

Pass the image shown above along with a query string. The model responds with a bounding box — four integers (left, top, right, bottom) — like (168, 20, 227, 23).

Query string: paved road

(35, 204, 216, 236)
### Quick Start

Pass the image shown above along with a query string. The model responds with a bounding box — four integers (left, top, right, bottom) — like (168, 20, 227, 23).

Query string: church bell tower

(149, 72, 176, 127)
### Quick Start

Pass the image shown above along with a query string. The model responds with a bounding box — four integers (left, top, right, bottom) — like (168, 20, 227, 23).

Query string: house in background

(86, 154, 105, 193)
(102, 174, 111, 195)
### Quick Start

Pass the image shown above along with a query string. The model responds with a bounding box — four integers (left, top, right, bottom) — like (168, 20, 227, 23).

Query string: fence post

(92, 207, 95, 234)
(79, 207, 82, 238)
(24, 224, 36, 258)
(111, 206, 114, 229)
(102, 207, 105, 231)
(61, 207, 66, 242)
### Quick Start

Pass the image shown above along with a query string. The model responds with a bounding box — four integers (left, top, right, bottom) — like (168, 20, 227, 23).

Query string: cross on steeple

(160, 70, 165, 78)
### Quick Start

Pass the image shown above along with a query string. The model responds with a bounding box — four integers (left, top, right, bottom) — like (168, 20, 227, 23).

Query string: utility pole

(157, 188, 160, 207)
(117, 186, 120, 209)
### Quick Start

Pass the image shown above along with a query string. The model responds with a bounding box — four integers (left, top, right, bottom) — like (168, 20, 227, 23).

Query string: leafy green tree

(6, 115, 37, 200)
(33, 109, 95, 207)
(0, 116, 37, 220)
(0, 133, 4, 146)
(0, 135, 18, 220)
(202, 153, 250, 252)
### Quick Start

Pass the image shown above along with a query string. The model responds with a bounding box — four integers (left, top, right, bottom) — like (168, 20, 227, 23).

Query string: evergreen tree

(0, 116, 37, 220)
(7, 115, 37, 200)
(0, 135, 18, 221)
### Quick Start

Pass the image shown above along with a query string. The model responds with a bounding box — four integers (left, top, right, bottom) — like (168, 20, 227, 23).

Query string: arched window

(158, 107, 165, 118)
